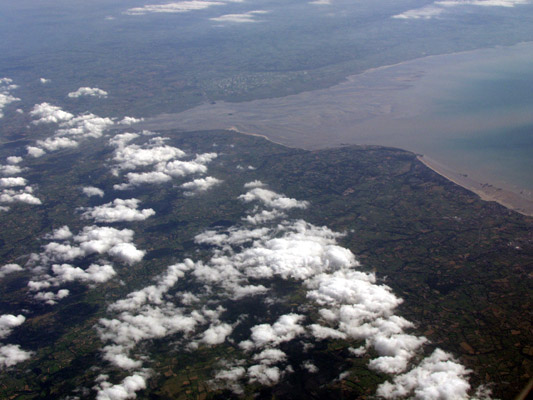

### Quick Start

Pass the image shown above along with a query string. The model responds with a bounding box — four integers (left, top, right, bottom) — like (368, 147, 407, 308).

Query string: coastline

(417, 156, 533, 217)
(228, 124, 533, 218)
(139, 42, 533, 217)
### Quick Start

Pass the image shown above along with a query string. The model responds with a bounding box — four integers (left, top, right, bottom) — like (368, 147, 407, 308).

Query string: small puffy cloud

(393, 5, 444, 19)
(45, 225, 73, 240)
(438, 0, 530, 6)
(211, 10, 269, 23)
(253, 349, 287, 365)
(192, 152, 218, 164)
(40, 225, 145, 265)
(0, 187, 42, 205)
(51, 263, 116, 284)
(80, 198, 155, 223)
(310, 0, 331, 4)
(0, 344, 32, 369)
(36, 137, 79, 151)
(83, 186, 105, 197)
(215, 366, 246, 381)
(56, 114, 114, 139)
(125, 1, 225, 16)
(0, 177, 27, 187)
(110, 135, 217, 189)
(0, 164, 23, 176)
(114, 171, 172, 190)
(0, 78, 20, 118)
(6, 156, 22, 165)
(158, 158, 208, 178)
(33, 289, 70, 305)
(201, 323, 233, 345)
(0, 93, 20, 118)
(247, 364, 282, 386)
(108, 243, 146, 265)
(110, 261, 193, 312)
(95, 262, 234, 384)
(394, 0, 531, 19)
(239, 187, 309, 210)
(246, 314, 305, 349)
(309, 324, 347, 340)
(111, 140, 186, 171)
(0, 157, 24, 177)
(376, 349, 473, 399)
(29, 104, 114, 156)
(28, 226, 146, 303)
(0, 264, 23, 279)
(369, 334, 428, 374)
(40, 78, 51, 84)
(109, 133, 140, 149)
(0, 314, 26, 339)
(195, 227, 270, 247)
(243, 180, 265, 189)
(68, 87, 108, 98)
(181, 176, 222, 195)
(302, 360, 318, 373)
(232, 284, 268, 299)
(244, 209, 286, 224)
(119, 116, 144, 125)
(27, 146, 46, 158)
(30, 103, 73, 124)
(95, 372, 149, 400)
(0, 316, 31, 369)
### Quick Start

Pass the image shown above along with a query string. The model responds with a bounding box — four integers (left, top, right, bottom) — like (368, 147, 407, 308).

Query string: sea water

(393, 43, 533, 195)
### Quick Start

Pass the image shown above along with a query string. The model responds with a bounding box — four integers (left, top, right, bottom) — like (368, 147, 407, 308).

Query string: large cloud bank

(92, 181, 482, 399)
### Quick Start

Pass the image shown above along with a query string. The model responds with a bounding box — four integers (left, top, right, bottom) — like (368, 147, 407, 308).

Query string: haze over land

(0, 1, 532, 399)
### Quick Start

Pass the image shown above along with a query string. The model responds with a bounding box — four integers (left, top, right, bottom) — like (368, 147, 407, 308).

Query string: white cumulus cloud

(211, 10, 269, 23)
(0, 177, 27, 187)
(68, 87, 108, 98)
(80, 198, 155, 223)
(0, 344, 32, 369)
(0, 314, 25, 339)
(181, 176, 222, 195)
(125, 1, 225, 16)
(377, 349, 473, 399)
(394, 0, 531, 19)
(83, 186, 105, 197)
(0, 78, 20, 118)
(0, 264, 23, 279)
(30, 103, 74, 124)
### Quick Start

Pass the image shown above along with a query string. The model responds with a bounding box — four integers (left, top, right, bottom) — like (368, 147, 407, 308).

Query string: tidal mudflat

(138, 42, 533, 215)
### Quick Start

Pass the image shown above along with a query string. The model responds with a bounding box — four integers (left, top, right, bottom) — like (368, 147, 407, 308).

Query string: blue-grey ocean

(402, 43, 533, 195)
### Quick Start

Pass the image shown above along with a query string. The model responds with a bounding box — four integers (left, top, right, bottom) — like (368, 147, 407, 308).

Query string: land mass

(0, 130, 531, 399)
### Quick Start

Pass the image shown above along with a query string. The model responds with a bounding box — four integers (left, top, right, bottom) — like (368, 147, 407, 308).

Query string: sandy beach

(232, 125, 533, 217)
(418, 156, 533, 217)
